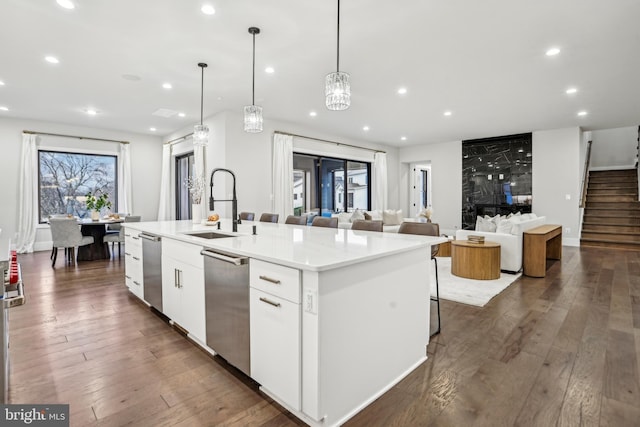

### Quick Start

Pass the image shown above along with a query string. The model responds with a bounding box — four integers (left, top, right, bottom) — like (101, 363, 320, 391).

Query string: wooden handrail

(579, 139, 593, 208)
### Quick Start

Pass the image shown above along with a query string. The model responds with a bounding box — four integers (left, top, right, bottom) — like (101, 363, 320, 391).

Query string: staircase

(581, 169, 640, 250)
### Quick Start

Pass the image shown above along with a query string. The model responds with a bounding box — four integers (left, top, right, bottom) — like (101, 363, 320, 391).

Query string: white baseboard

(564, 237, 580, 247)
(590, 164, 636, 171)
(34, 241, 53, 252)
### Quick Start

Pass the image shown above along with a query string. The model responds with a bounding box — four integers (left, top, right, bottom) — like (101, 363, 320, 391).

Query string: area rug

(430, 257, 521, 307)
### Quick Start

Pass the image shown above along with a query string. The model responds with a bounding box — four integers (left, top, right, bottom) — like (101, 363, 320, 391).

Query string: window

(38, 150, 117, 222)
(175, 152, 195, 220)
(293, 153, 371, 215)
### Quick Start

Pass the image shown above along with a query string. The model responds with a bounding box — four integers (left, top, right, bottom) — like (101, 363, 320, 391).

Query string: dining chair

(239, 212, 255, 221)
(259, 213, 279, 223)
(351, 219, 383, 232)
(104, 215, 141, 257)
(398, 221, 441, 336)
(311, 216, 338, 228)
(106, 212, 130, 233)
(284, 215, 308, 225)
(49, 218, 94, 267)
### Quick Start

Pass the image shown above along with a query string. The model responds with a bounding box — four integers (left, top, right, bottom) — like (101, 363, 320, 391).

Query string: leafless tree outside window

(38, 150, 117, 222)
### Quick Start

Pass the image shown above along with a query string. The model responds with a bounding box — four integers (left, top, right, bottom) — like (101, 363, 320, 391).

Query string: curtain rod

(23, 130, 129, 144)
(274, 130, 386, 154)
(164, 132, 193, 145)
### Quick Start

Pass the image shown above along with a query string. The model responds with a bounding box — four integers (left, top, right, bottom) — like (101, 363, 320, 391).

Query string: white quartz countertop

(125, 220, 446, 272)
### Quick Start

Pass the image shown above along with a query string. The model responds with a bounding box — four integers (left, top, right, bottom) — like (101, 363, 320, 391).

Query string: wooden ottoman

(451, 240, 501, 280)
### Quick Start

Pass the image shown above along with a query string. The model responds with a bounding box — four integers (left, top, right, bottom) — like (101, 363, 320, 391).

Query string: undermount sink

(186, 231, 236, 239)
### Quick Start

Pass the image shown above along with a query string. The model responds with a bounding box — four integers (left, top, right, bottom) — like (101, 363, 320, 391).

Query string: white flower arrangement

(185, 175, 205, 204)
(419, 206, 433, 220)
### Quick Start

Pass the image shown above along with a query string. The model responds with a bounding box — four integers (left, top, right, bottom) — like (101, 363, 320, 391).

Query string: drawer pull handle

(133, 281, 141, 286)
(125, 252, 132, 256)
(259, 297, 281, 308)
(125, 275, 132, 279)
(132, 236, 140, 240)
(259, 275, 281, 285)
(132, 256, 140, 261)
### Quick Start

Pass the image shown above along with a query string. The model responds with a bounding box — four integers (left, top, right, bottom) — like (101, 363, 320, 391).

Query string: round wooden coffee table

(451, 240, 501, 280)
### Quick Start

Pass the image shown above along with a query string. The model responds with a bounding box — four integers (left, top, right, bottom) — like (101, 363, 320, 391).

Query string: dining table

(76, 217, 124, 261)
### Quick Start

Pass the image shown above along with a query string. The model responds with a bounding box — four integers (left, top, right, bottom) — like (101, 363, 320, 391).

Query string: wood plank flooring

(8, 247, 640, 426)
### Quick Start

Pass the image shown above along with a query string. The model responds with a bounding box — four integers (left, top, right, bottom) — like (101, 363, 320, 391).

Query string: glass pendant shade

(243, 105, 263, 133)
(325, 71, 351, 110)
(193, 123, 209, 146)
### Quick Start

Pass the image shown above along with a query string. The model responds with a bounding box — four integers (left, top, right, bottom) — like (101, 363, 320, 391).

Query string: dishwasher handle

(139, 233, 161, 242)
(201, 249, 248, 266)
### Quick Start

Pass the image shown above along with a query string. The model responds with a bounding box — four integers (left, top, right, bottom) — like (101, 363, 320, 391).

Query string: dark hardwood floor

(9, 246, 640, 426)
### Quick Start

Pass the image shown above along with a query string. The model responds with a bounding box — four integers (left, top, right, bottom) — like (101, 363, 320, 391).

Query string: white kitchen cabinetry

(161, 238, 206, 344)
(124, 232, 144, 300)
(250, 259, 301, 411)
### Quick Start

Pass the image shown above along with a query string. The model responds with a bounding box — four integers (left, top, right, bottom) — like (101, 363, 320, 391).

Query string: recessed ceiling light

(0, 81, 5, 86)
(162, 83, 172, 89)
(566, 87, 577, 94)
(0, 106, 8, 111)
(546, 47, 560, 56)
(397, 87, 407, 95)
(178, 112, 186, 118)
(265, 66, 275, 74)
(56, 0, 75, 9)
(45, 56, 60, 64)
(518, 148, 524, 153)
(201, 4, 215, 15)
(309, 111, 317, 117)
(444, 111, 452, 116)
(86, 109, 97, 116)
(149, 127, 157, 131)
(401, 136, 407, 141)
(363, 126, 370, 131)
(577, 111, 588, 116)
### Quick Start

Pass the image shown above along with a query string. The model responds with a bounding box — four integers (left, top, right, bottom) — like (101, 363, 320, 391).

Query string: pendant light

(193, 62, 209, 147)
(244, 27, 263, 133)
(325, 0, 350, 110)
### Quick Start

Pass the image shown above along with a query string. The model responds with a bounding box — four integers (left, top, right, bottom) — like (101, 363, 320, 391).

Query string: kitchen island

(123, 219, 445, 427)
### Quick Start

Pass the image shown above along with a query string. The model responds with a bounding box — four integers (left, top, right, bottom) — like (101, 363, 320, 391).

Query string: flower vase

(192, 203, 202, 224)
(91, 209, 100, 221)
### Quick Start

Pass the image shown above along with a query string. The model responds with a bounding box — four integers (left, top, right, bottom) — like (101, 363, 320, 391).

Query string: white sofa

(455, 214, 546, 273)
(333, 209, 419, 233)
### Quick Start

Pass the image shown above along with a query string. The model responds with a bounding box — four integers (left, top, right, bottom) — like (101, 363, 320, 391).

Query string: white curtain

(193, 143, 206, 220)
(272, 133, 293, 223)
(373, 152, 388, 211)
(118, 143, 133, 215)
(15, 133, 38, 253)
(157, 144, 172, 221)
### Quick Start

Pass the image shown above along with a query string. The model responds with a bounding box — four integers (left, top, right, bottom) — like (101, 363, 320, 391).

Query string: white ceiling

(1, 0, 639, 147)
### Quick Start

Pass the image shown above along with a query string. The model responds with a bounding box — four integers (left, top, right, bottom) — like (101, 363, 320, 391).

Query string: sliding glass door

(293, 153, 371, 216)
(175, 152, 195, 220)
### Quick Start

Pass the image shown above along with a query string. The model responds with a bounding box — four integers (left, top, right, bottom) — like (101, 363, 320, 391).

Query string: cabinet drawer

(163, 238, 203, 269)
(250, 288, 301, 411)
(250, 259, 300, 303)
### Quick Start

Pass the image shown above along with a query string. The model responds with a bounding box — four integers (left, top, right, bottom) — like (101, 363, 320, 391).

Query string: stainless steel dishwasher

(201, 249, 250, 376)
(140, 233, 162, 311)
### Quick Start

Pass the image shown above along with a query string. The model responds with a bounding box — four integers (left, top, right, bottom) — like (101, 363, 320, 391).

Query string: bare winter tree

(39, 151, 116, 221)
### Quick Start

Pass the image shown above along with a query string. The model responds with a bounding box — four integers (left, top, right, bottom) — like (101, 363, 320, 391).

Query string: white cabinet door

(161, 256, 206, 343)
(161, 260, 182, 322)
(250, 287, 301, 411)
(179, 263, 206, 343)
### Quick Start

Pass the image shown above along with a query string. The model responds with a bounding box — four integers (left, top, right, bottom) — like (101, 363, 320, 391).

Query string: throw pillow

(497, 219, 513, 234)
(364, 212, 372, 220)
(337, 212, 351, 223)
(350, 208, 365, 222)
(382, 209, 403, 225)
(366, 210, 383, 221)
(476, 216, 497, 232)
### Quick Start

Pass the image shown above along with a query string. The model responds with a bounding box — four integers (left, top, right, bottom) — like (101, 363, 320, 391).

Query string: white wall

(531, 127, 581, 245)
(590, 126, 638, 170)
(0, 117, 162, 250)
(163, 111, 399, 222)
(398, 140, 462, 235)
